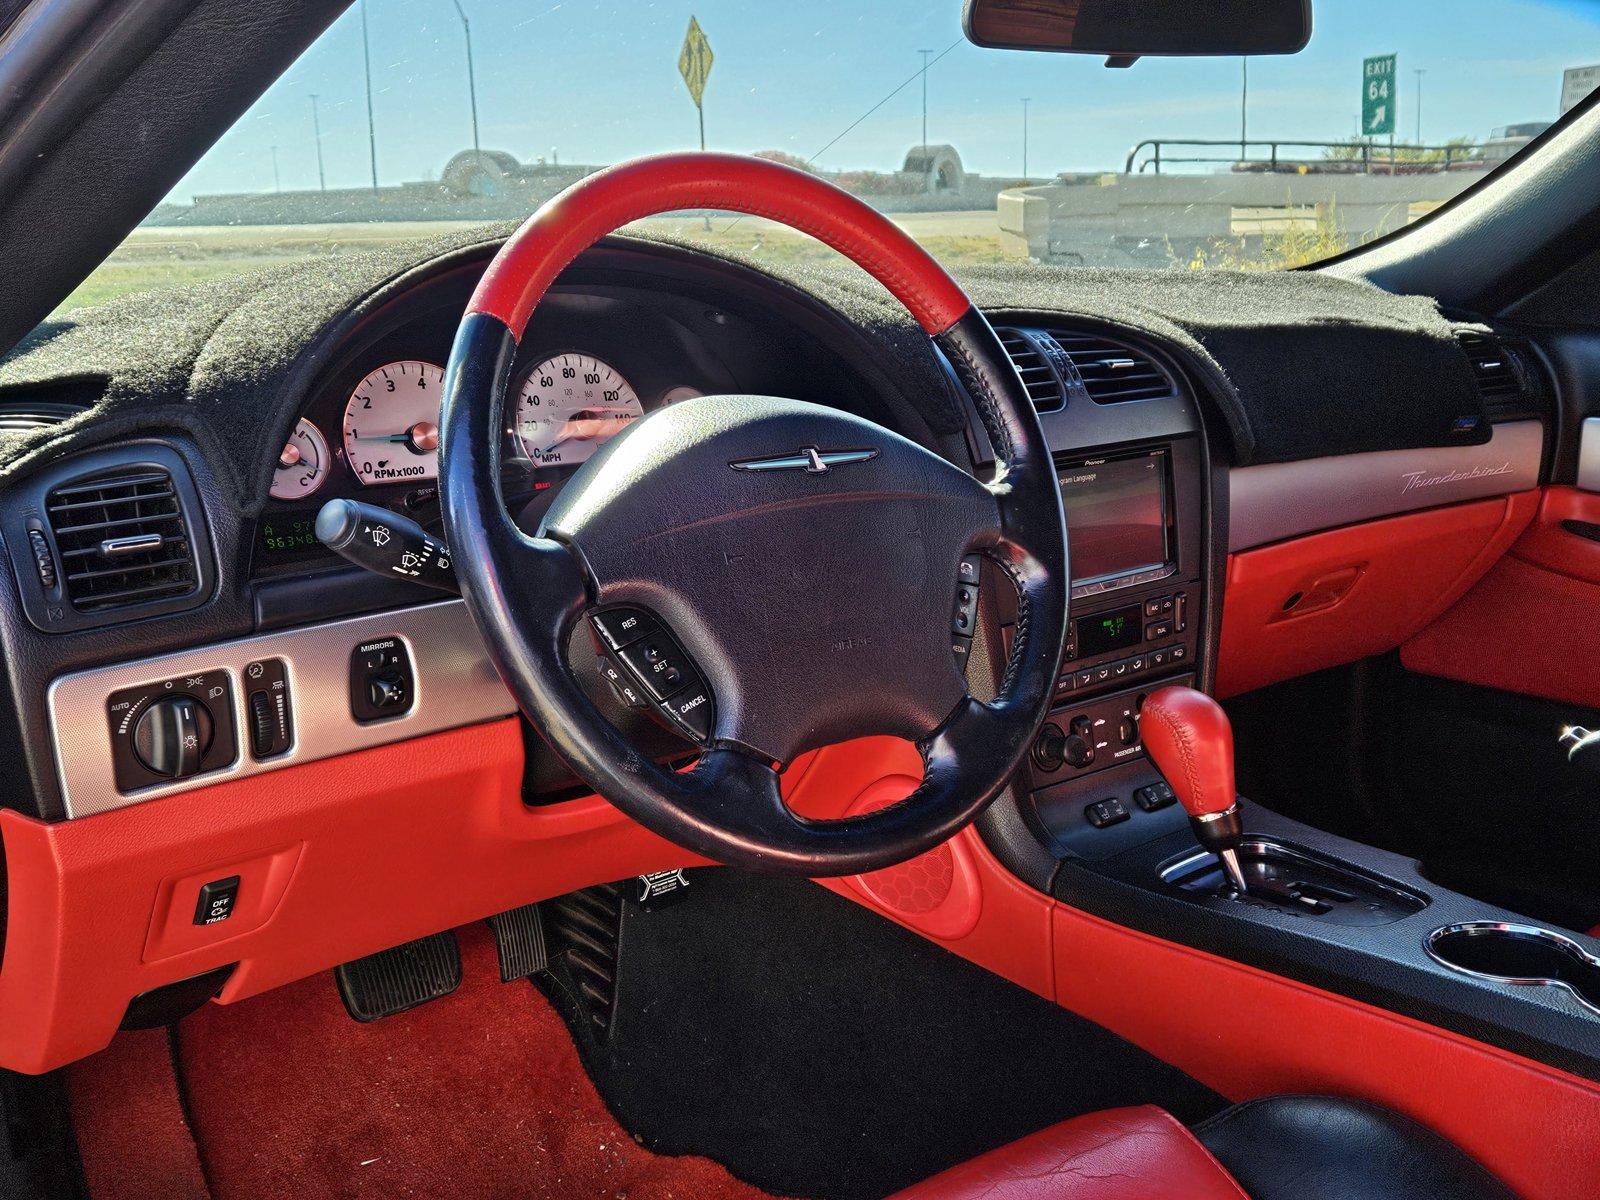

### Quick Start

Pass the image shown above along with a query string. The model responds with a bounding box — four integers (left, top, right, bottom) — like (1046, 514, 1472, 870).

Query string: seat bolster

(889, 1105, 1250, 1200)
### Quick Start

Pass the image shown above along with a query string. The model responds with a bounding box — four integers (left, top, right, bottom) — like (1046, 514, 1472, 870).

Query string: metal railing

(1123, 138, 1478, 176)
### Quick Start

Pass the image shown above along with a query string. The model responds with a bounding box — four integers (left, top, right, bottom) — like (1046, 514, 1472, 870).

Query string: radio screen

(1075, 603, 1142, 658)
(1058, 452, 1169, 587)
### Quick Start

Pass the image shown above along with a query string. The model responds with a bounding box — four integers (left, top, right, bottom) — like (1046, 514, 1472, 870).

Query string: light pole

(918, 48, 934, 191)
(1021, 97, 1031, 178)
(1414, 68, 1426, 146)
(361, 0, 378, 191)
(449, 0, 482, 166)
(1240, 57, 1249, 163)
(270, 144, 280, 192)
(309, 93, 326, 191)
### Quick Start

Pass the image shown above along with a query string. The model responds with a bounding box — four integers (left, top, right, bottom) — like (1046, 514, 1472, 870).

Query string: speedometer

(514, 354, 642, 468)
(341, 360, 445, 486)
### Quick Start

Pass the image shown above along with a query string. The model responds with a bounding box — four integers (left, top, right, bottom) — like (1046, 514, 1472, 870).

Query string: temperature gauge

(270, 418, 331, 500)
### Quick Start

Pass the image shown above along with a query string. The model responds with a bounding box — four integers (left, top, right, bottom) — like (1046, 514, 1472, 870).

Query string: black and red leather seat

(891, 1096, 1514, 1200)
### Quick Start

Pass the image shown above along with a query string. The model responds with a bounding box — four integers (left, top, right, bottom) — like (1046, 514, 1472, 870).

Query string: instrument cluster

(255, 294, 726, 571)
(270, 351, 692, 503)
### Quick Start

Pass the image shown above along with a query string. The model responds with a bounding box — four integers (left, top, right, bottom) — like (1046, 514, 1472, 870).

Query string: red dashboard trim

(1216, 491, 1538, 697)
(466, 152, 972, 338)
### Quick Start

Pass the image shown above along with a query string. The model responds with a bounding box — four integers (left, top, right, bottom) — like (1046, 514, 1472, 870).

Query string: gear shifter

(1140, 686, 1248, 895)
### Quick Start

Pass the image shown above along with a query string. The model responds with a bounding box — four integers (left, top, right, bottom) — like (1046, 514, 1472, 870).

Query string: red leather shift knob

(1140, 686, 1236, 819)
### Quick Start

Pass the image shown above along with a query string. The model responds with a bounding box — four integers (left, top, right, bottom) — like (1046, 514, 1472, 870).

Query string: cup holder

(1426, 922, 1600, 1015)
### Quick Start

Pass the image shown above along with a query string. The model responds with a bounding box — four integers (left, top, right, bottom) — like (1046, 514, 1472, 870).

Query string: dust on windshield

(61, 0, 1600, 313)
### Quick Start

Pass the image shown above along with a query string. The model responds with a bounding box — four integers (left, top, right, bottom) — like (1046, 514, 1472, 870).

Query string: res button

(589, 607, 658, 651)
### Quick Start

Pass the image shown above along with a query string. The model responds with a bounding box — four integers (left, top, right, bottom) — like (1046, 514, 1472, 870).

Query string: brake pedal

(334, 930, 461, 1022)
(488, 902, 549, 981)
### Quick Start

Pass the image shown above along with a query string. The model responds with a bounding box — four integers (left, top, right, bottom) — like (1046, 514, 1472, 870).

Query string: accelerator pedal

(334, 930, 461, 1022)
(488, 902, 549, 981)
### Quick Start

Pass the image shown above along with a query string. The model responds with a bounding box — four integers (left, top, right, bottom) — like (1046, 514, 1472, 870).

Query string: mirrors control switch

(349, 637, 415, 723)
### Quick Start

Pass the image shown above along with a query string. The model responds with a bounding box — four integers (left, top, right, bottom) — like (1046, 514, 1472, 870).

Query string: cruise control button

(596, 656, 648, 708)
(617, 635, 696, 701)
(663, 682, 715, 741)
(590, 607, 658, 651)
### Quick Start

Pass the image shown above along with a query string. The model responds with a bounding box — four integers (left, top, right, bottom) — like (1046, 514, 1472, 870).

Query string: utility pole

(361, 0, 378, 191)
(449, 0, 482, 166)
(309, 93, 326, 191)
(270, 144, 281, 192)
(1414, 68, 1426, 146)
(1021, 97, 1031, 178)
(919, 48, 934, 192)
(1240, 57, 1249, 163)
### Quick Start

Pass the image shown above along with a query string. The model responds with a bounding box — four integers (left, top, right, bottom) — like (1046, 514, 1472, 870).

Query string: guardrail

(1123, 139, 1477, 176)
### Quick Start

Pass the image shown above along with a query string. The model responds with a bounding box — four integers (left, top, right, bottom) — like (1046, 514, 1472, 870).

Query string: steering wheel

(439, 152, 1068, 876)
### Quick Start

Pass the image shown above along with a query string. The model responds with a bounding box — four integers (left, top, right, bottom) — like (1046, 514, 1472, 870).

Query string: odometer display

(341, 360, 445, 486)
(514, 353, 643, 468)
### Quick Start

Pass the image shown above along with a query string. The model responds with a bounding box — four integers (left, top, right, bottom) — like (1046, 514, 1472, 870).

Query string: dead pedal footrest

(488, 902, 549, 981)
(334, 930, 461, 1022)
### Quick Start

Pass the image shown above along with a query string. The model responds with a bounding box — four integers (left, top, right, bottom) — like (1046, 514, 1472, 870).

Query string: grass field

(56, 215, 1016, 314)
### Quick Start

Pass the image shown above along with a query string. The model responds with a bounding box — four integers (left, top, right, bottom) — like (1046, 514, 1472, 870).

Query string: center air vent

(1045, 331, 1175, 403)
(992, 324, 1176, 409)
(1456, 330, 1521, 398)
(996, 328, 1067, 412)
(1455, 327, 1547, 421)
(46, 468, 199, 613)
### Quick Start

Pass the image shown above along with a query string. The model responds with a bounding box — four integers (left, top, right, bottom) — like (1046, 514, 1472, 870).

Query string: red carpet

(68, 924, 781, 1199)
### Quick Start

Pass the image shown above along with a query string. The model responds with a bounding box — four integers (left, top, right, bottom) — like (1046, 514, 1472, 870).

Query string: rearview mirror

(962, 0, 1312, 61)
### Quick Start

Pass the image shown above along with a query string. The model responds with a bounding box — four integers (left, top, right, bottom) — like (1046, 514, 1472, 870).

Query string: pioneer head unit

(1058, 447, 1175, 599)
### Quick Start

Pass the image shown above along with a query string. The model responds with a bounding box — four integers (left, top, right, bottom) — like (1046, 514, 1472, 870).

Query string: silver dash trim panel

(1578, 417, 1600, 493)
(1228, 420, 1544, 552)
(49, 599, 514, 818)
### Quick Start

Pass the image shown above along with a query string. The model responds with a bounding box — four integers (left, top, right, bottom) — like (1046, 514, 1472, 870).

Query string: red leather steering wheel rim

(466, 151, 973, 338)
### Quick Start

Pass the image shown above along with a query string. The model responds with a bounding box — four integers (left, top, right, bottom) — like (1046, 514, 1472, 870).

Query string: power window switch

(194, 876, 241, 926)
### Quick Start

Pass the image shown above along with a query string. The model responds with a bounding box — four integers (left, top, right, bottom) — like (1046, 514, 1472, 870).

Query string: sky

(170, 0, 1600, 200)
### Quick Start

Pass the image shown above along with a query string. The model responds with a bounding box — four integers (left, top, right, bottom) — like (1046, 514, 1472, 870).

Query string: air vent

(995, 327, 1067, 412)
(0, 379, 102, 433)
(0, 401, 86, 434)
(45, 467, 198, 613)
(1457, 330, 1521, 398)
(1046, 331, 1176, 403)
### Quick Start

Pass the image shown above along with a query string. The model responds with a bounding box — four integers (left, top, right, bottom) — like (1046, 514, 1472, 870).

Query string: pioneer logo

(1399, 461, 1513, 495)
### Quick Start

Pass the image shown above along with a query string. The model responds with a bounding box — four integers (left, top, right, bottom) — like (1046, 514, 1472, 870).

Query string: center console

(997, 435, 1207, 857)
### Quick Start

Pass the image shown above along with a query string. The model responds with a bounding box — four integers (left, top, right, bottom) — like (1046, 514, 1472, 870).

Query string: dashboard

(0, 228, 1570, 1082)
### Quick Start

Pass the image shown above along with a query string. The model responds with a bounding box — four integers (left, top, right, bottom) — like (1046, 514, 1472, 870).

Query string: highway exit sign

(1363, 54, 1397, 136)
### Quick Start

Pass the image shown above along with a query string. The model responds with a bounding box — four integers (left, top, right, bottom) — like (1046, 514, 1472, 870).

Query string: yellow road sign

(679, 16, 713, 109)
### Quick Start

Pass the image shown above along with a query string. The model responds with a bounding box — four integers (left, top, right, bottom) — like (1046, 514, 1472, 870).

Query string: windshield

(64, 0, 1600, 312)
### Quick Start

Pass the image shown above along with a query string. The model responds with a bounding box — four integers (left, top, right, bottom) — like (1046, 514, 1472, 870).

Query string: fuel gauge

(270, 418, 331, 501)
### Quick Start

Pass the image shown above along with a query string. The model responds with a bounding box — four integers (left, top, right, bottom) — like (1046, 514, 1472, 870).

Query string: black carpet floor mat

(537, 868, 1226, 1200)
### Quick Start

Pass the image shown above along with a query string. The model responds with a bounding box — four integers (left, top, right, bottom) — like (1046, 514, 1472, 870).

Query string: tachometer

(341, 360, 445, 486)
(270, 418, 330, 500)
(514, 353, 642, 468)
